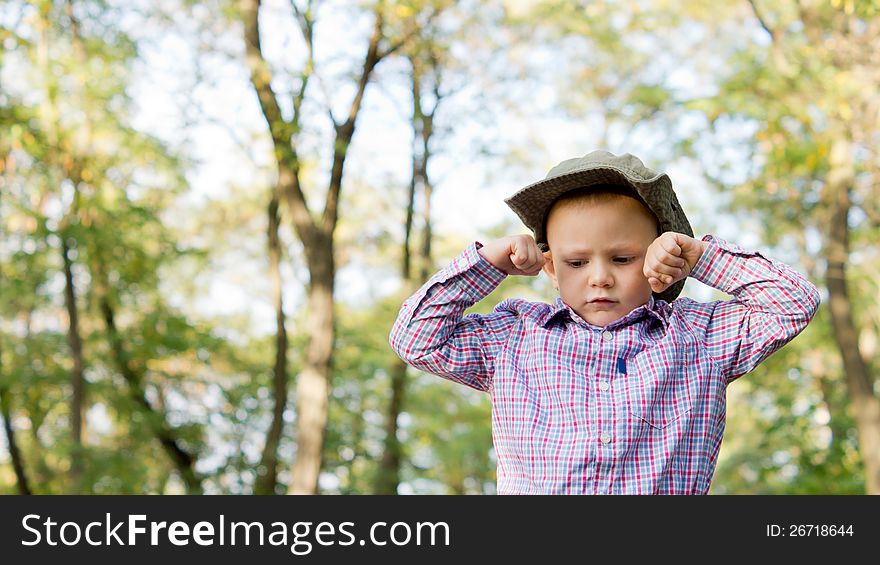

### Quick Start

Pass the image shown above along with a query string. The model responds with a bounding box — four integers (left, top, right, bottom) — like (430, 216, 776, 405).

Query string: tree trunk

(39, 0, 91, 488)
(375, 360, 406, 494)
(402, 165, 417, 280)
(824, 136, 880, 494)
(418, 124, 434, 282)
(61, 235, 86, 484)
(0, 386, 32, 495)
(375, 52, 441, 493)
(289, 239, 335, 494)
(374, 64, 422, 495)
(0, 134, 33, 497)
(241, 0, 392, 494)
(255, 189, 289, 495)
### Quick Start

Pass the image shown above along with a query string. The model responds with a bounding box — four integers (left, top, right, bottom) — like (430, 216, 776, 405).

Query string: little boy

(389, 150, 820, 494)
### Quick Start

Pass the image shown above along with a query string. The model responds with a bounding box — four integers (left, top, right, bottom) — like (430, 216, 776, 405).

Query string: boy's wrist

(687, 235, 719, 282)
(476, 239, 503, 267)
(699, 239, 709, 261)
(475, 241, 508, 276)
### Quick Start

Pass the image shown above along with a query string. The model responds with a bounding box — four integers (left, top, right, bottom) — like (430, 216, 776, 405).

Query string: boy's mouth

(589, 298, 616, 304)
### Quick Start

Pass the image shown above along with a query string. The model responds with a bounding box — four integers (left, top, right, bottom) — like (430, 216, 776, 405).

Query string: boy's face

(542, 195, 657, 327)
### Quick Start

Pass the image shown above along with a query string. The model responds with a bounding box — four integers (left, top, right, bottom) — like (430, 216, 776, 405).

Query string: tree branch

(321, 6, 385, 232)
(290, 0, 314, 130)
(747, 0, 778, 42)
(378, 3, 441, 59)
(242, 0, 317, 242)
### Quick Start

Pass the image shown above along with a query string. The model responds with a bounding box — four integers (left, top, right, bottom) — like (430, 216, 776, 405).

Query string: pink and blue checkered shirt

(390, 235, 820, 494)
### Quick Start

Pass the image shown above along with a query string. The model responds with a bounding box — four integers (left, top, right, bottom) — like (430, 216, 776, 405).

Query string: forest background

(1, 0, 878, 495)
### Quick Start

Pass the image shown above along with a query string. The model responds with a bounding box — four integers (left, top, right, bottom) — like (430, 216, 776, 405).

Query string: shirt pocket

(625, 347, 693, 429)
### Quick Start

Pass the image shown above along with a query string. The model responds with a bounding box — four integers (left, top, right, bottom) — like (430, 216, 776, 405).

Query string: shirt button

(598, 381, 610, 392)
(601, 330, 613, 341)
(600, 433, 612, 444)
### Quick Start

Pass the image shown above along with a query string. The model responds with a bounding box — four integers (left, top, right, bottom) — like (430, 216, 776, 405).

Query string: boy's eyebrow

(557, 244, 644, 256)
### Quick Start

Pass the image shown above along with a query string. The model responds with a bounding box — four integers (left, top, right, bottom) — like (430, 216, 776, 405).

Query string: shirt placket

(593, 326, 620, 495)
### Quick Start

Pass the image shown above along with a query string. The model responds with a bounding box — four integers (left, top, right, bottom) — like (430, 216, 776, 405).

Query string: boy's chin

(577, 310, 623, 327)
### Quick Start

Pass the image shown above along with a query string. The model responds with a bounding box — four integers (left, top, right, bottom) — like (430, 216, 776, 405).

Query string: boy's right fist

(478, 235, 546, 276)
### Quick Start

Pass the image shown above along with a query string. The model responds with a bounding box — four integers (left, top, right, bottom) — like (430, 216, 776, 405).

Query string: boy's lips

(589, 298, 616, 303)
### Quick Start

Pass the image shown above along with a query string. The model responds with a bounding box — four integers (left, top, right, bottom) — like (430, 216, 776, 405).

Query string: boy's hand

(478, 235, 545, 276)
(643, 232, 708, 294)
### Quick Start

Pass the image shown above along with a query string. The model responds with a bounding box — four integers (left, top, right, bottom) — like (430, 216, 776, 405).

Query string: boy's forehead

(549, 194, 656, 228)
(551, 234, 649, 254)
(546, 197, 657, 253)
(550, 190, 653, 216)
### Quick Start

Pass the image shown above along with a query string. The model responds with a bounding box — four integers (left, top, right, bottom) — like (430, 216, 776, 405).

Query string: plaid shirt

(390, 235, 820, 494)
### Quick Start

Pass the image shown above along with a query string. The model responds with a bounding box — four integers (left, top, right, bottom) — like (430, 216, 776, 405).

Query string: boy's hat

(504, 150, 693, 303)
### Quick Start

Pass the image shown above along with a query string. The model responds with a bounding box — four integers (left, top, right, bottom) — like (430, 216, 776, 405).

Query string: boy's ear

(542, 251, 558, 289)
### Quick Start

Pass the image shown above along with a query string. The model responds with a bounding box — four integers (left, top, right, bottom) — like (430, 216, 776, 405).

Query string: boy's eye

(613, 257, 634, 264)
(566, 260, 585, 268)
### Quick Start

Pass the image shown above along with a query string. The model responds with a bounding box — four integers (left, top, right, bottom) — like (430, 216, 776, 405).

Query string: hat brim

(504, 164, 693, 303)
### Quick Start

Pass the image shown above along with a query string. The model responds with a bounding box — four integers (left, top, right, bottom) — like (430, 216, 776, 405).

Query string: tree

(1, 0, 210, 493)
(690, 0, 880, 493)
(375, 1, 454, 495)
(239, 0, 435, 493)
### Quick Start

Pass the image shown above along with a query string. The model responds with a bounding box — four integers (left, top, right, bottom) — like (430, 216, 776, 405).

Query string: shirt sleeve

(681, 235, 821, 383)
(388, 243, 518, 392)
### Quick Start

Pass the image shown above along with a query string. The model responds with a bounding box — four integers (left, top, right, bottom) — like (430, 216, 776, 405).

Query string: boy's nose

(589, 266, 613, 287)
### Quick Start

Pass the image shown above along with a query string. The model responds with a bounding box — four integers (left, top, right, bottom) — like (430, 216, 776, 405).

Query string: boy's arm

(684, 235, 821, 382)
(389, 243, 518, 392)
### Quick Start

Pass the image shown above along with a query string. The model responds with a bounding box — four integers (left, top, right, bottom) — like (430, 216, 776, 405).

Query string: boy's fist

(644, 232, 708, 294)
(478, 235, 546, 276)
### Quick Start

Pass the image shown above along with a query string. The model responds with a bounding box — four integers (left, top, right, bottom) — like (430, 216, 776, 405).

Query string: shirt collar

(540, 295, 670, 331)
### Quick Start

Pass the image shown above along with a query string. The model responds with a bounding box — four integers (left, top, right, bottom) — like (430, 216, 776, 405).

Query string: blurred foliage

(1, 0, 876, 494)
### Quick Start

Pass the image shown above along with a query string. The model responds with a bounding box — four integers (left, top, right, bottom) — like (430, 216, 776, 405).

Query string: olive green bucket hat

(504, 150, 694, 303)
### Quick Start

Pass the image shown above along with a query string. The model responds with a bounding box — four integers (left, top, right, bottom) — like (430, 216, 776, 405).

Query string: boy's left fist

(643, 232, 708, 294)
